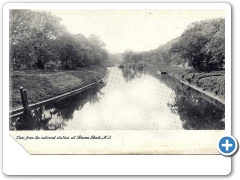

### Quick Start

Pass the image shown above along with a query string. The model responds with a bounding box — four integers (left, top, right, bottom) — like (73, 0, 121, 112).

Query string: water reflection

(158, 75, 225, 130)
(10, 67, 225, 130)
(10, 86, 103, 130)
(121, 67, 146, 82)
(10, 107, 50, 130)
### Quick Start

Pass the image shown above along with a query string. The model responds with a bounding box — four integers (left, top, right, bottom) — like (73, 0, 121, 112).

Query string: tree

(122, 50, 137, 63)
(204, 22, 225, 69)
(10, 10, 109, 70)
(86, 34, 108, 65)
(10, 10, 66, 70)
(170, 18, 225, 71)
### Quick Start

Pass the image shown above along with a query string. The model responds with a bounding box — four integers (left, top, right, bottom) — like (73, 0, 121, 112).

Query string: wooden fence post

(19, 87, 29, 114)
(23, 89, 29, 107)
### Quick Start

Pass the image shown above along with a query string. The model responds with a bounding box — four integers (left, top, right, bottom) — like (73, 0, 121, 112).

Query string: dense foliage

(10, 10, 108, 70)
(170, 18, 225, 71)
(122, 18, 225, 72)
(121, 38, 181, 65)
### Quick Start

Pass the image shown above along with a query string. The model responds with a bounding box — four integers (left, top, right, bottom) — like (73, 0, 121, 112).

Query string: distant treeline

(122, 18, 225, 71)
(10, 10, 108, 70)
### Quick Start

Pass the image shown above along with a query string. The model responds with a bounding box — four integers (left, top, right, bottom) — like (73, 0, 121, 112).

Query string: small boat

(157, 70, 167, 75)
(118, 64, 124, 69)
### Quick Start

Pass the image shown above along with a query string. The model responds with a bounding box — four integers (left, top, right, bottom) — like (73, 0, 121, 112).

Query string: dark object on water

(157, 70, 167, 75)
(138, 64, 144, 70)
(118, 64, 124, 69)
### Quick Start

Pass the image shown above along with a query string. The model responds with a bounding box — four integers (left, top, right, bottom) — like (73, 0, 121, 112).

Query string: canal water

(10, 67, 225, 130)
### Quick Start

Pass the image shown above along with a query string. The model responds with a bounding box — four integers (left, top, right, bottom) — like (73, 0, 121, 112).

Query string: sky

(46, 9, 225, 54)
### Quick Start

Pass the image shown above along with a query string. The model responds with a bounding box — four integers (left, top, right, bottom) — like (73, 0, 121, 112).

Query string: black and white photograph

(7, 4, 229, 155)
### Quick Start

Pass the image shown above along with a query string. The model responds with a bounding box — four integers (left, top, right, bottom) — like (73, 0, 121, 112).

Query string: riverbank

(146, 62, 225, 104)
(10, 66, 107, 110)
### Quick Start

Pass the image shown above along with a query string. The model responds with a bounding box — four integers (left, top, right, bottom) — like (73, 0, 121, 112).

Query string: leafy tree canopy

(170, 18, 225, 71)
(121, 18, 225, 72)
(10, 10, 109, 70)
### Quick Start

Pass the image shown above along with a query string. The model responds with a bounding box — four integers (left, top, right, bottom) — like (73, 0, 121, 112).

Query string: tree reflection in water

(159, 75, 225, 130)
(10, 70, 225, 131)
(121, 67, 146, 82)
(10, 86, 104, 130)
(10, 106, 51, 130)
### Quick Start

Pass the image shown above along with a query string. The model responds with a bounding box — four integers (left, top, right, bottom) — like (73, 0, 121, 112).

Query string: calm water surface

(10, 67, 225, 130)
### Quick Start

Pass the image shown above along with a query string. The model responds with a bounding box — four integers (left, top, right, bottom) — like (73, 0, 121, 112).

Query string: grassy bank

(146, 62, 225, 102)
(10, 66, 107, 110)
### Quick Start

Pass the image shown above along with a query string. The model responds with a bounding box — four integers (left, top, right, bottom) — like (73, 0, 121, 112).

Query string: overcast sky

(47, 9, 224, 54)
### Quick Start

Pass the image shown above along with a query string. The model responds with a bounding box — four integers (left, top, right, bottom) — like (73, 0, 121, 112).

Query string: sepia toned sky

(46, 9, 225, 54)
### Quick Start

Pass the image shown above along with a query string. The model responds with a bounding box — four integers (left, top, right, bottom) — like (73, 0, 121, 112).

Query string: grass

(10, 66, 107, 110)
(181, 71, 225, 100)
(145, 62, 225, 101)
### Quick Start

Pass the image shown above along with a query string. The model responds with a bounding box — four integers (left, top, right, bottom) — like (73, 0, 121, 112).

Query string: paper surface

(3, 2, 232, 175)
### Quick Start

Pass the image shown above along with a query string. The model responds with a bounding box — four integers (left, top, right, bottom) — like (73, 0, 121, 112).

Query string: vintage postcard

(4, 1, 231, 165)
(3, 2, 233, 176)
